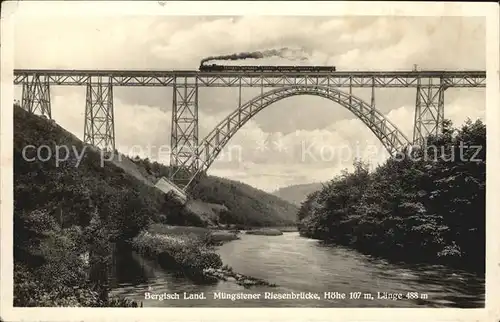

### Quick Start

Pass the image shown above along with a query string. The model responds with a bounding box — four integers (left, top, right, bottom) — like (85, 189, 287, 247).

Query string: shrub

(131, 231, 223, 275)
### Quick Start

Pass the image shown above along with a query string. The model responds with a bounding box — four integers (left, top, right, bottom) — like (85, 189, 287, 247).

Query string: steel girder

(180, 85, 411, 188)
(412, 78, 446, 145)
(169, 78, 199, 187)
(83, 77, 115, 151)
(21, 74, 51, 118)
(13, 69, 486, 88)
(193, 73, 485, 88)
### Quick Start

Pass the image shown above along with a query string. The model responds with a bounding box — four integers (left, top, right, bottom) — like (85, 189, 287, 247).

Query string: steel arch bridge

(188, 85, 411, 185)
(13, 68, 486, 189)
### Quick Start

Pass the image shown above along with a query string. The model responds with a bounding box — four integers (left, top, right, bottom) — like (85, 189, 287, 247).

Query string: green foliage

(14, 210, 95, 306)
(298, 119, 486, 274)
(14, 261, 140, 307)
(132, 231, 223, 275)
(85, 212, 112, 303)
(12, 106, 163, 306)
(13, 204, 142, 307)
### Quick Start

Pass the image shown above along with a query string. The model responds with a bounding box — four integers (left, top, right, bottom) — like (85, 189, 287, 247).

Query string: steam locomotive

(199, 64, 336, 72)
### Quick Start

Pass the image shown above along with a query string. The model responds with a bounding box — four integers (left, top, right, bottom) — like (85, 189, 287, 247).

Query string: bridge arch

(186, 85, 411, 183)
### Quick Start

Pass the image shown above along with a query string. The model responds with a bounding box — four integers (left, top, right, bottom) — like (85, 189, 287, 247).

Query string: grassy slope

(272, 182, 324, 206)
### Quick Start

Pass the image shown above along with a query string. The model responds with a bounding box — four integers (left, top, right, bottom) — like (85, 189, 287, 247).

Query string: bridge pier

(21, 74, 52, 118)
(412, 78, 446, 145)
(83, 77, 115, 151)
(370, 76, 376, 108)
(169, 77, 199, 188)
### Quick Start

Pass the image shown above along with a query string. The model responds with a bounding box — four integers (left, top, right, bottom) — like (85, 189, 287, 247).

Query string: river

(109, 232, 484, 308)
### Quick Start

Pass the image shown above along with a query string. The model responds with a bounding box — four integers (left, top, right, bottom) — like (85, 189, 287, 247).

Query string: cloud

(13, 15, 486, 191)
(15, 16, 485, 70)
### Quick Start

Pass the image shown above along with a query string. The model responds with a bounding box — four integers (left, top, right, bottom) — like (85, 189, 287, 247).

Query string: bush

(132, 231, 223, 275)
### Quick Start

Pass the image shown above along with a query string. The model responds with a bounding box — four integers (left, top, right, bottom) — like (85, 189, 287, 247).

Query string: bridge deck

(13, 69, 486, 77)
(13, 69, 486, 88)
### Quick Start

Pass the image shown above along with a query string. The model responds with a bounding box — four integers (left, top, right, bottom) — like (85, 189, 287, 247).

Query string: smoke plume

(200, 47, 311, 65)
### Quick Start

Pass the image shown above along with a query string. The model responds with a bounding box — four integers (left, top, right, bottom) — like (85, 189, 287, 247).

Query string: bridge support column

(412, 78, 446, 146)
(169, 77, 199, 188)
(83, 77, 115, 151)
(21, 75, 52, 118)
(349, 77, 353, 106)
(370, 76, 375, 108)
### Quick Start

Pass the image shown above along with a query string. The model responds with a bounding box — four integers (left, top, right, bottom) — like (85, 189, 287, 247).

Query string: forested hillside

(297, 119, 486, 274)
(13, 106, 205, 306)
(130, 158, 299, 227)
(189, 176, 298, 226)
(273, 182, 324, 206)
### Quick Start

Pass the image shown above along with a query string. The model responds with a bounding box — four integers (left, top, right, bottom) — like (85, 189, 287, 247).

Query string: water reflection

(110, 232, 484, 308)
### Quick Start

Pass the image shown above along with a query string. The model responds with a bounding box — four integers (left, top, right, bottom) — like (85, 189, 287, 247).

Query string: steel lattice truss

(14, 69, 486, 189)
(170, 80, 199, 186)
(14, 69, 486, 88)
(21, 74, 51, 118)
(83, 77, 115, 151)
(413, 78, 446, 145)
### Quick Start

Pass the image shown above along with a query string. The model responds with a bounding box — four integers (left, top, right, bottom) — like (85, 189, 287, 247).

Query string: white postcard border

(1, 1, 499, 321)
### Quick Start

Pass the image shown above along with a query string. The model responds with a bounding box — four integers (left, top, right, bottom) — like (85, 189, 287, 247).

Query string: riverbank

(147, 223, 297, 242)
(131, 224, 278, 287)
(131, 231, 223, 278)
(147, 223, 242, 246)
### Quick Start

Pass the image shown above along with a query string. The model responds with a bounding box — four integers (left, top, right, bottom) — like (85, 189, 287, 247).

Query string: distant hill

(272, 182, 324, 206)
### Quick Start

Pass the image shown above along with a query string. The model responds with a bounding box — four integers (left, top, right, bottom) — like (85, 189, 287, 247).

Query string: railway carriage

(199, 64, 336, 72)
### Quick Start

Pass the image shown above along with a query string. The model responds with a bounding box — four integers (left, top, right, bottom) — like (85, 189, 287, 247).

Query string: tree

(297, 119, 486, 273)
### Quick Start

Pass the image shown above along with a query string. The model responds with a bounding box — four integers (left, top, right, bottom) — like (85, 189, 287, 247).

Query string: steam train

(199, 64, 336, 72)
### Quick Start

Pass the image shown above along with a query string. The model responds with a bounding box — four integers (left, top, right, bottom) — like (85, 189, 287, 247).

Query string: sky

(13, 14, 486, 192)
